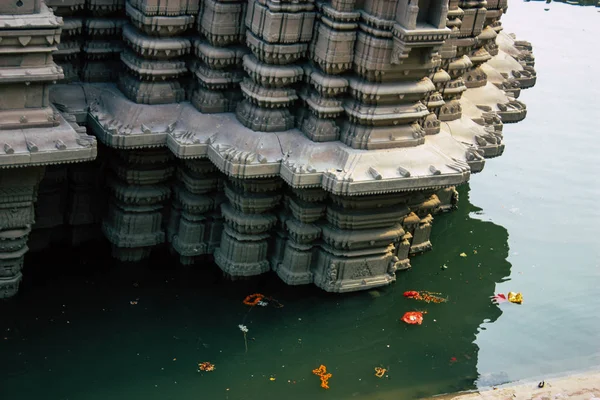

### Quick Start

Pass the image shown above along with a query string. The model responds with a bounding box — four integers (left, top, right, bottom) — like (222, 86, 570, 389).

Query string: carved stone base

(214, 229, 271, 276)
(313, 247, 396, 293)
(236, 100, 295, 132)
(118, 72, 185, 104)
(191, 87, 242, 114)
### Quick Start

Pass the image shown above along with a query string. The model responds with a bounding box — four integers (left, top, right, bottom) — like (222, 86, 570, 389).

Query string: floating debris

(269, 377, 276, 381)
(312, 365, 332, 389)
(401, 311, 424, 325)
(492, 293, 508, 303)
(239, 324, 249, 352)
(198, 362, 215, 372)
(507, 292, 523, 304)
(403, 291, 447, 303)
(242, 293, 284, 308)
(243, 293, 265, 306)
(460, 252, 468, 257)
(374, 367, 386, 378)
(492, 292, 523, 304)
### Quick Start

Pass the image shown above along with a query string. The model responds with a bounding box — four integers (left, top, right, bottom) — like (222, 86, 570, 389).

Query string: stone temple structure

(0, 0, 536, 298)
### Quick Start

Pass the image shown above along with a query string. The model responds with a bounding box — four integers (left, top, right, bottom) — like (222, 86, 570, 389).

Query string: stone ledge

(0, 107, 97, 169)
(70, 84, 472, 196)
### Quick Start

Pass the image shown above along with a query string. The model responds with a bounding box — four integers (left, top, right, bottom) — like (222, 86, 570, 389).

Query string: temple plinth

(0, 0, 537, 297)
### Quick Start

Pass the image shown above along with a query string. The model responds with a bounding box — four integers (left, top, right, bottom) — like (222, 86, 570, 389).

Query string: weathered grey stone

(0, 0, 538, 297)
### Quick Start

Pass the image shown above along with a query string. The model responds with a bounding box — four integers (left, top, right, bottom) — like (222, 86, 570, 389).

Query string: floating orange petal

(243, 293, 265, 306)
(312, 364, 332, 389)
(198, 361, 215, 372)
(401, 311, 424, 325)
(374, 367, 386, 378)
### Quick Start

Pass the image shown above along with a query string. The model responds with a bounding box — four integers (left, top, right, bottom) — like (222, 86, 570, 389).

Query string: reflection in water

(0, 184, 512, 400)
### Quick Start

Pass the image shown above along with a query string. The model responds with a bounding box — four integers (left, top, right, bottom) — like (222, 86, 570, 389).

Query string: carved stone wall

(0, 0, 537, 297)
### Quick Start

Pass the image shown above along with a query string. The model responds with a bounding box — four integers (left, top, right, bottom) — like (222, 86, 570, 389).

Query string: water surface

(1, 2, 599, 399)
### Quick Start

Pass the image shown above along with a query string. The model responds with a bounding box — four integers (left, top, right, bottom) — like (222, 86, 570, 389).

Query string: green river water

(1, 2, 599, 399)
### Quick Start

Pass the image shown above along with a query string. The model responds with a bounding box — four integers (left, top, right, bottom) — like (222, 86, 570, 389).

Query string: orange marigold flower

(243, 293, 265, 306)
(401, 311, 424, 325)
(312, 365, 331, 389)
(198, 361, 215, 372)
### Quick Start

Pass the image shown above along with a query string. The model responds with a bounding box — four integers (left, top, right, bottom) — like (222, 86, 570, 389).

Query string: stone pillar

(0, 167, 45, 298)
(190, 0, 248, 113)
(101, 147, 174, 261)
(118, 0, 196, 104)
(214, 178, 282, 277)
(235, 0, 316, 132)
(82, 17, 126, 82)
(53, 17, 83, 82)
(273, 188, 327, 285)
(337, 0, 449, 150)
(296, 0, 359, 142)
(0, 0, 63, 130)
(167, 159, 224, 265)
(0, 1, 96, 298)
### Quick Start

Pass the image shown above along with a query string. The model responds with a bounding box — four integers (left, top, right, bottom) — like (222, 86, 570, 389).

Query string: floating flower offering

(242, 293, 284, 308)
(403, 290, 447, 303)
(243, 293, 266, 306)
(507, 291, 523, 304)
(312, 364, 332, 389)
(198, 362, 215, 372)
(492, 292, 523, 304)
(401, 311, 424, 325)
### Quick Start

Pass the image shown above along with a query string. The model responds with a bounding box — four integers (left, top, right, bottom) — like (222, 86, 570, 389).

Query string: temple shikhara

(0, 0, 536, 298)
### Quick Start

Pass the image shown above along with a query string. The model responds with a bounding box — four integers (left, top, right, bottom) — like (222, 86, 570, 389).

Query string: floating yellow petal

(460, 253, 467, 257)
(374, 367, 386, 378)
(508, 292, 523, 304)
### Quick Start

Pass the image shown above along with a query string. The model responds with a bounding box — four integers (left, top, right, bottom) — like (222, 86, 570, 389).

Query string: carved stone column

(119, 0, 196, 104)
(272, 188, 327, 285)
(214, 178, 282, 277)
(190, 0, 248, 113)
(53, 17, 83, 82)
(236, 0, 316, 132)
(82, 17, 126, 82)
(0, 167, 45, 298)
(297, 0, 359, 142)
(167, 159, 224, 265)
(101, 147, 174, 261)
